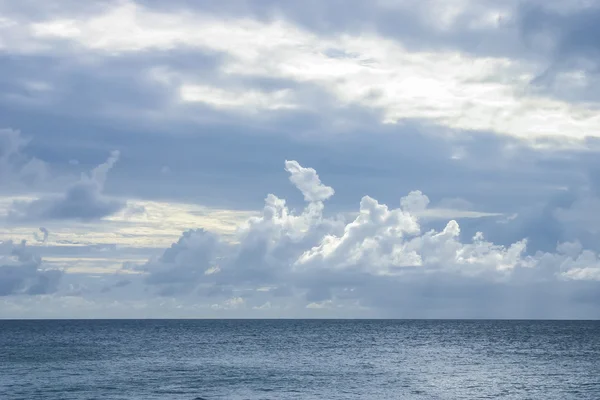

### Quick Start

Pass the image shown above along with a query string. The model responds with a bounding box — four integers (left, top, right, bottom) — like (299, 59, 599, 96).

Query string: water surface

(1, 319, 598, 399)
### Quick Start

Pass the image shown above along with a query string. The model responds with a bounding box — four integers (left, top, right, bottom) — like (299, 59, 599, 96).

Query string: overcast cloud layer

(1, 0, 600, 318)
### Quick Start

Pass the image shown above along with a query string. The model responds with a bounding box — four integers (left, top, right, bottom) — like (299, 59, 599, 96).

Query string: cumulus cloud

(0, 239, 62, 296)
(140, 229, 222, 294)
(284, 160, 334, 202)
(8, 150, 125, 221)
(133, 160, 600, 316)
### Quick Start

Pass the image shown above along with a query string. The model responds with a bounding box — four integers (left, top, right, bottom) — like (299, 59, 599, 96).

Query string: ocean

(1, 319, 598, 399)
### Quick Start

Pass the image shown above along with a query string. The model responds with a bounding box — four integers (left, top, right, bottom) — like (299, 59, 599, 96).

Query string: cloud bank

(132, 160, 600, 317)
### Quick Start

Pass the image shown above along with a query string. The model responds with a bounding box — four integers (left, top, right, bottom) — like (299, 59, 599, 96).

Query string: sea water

(1, 319, 599, 399)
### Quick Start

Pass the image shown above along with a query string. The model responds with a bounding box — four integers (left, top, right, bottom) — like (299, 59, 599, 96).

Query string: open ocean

(1, 319, 599, 399)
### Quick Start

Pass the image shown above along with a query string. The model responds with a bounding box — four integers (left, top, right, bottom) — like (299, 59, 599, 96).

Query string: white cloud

(179, 85, 297, 111)
(284, 160, 334, 203)
(562, 267, 600, 281)
(306, 300, 334, 309)
(252, 301, 274, 310)
(211, 296, 245, 310)
(400, 190, 430, 214)
(124, 160, 600, 316)
(2, 157, 600, 316)
(204, 265, 220, 275)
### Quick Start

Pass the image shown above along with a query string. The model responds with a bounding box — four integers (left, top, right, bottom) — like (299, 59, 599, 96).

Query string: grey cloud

(33, 227, 49, 243)
(198, 284, 234, 298)
(138, 0, 526, 58)
(0, 0, 598, 317)
(114, 279, 132, 288)
(0, 0, 588, 134)
(520, 4, 600, 61)
(0, 240, 62, 296)
(19, 158, 49, 184)
(124, 204, 146, 218)
(0, 2, 593, 216)
(519, 3, 600, 102)
(0, 129, 48, 187)
(456, 181, 600, 255)
(140, 229, 222, 295)
(16, 108, 580, 214)
(98, 278, 132, 294)
(2, 74, 595, 256)
(8, 150, 125, 221)
(0, 129, 24, 160)
(135, 0, 591, 65)
(342, 274, 600, 319)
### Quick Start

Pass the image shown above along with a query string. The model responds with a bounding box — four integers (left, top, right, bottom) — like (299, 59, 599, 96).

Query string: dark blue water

(0, 320, 599, 399)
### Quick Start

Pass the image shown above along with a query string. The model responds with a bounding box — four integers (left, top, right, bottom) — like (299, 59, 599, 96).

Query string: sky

(1, 0, 600, 318)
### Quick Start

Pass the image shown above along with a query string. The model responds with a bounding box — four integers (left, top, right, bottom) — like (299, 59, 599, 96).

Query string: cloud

(5, 0, 600, 143)
(0, 239, 62, 296)
(114, 279, 131, 288)
(132, 160, 600, 316)
(1, 1, 600, 318)
(0, 129, 48, 186)
(179, 85, 298, 112)
(8, 150, 125, 221)
(284, 160, 334, 202)
(33, 227, 49, 243)
(518, 3, 600, 103)
(210, 296, 245, 310)
(140, 229, 222, 294)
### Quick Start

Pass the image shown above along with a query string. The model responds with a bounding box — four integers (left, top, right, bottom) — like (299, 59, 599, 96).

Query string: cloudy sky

(1, 0, 600, 318)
